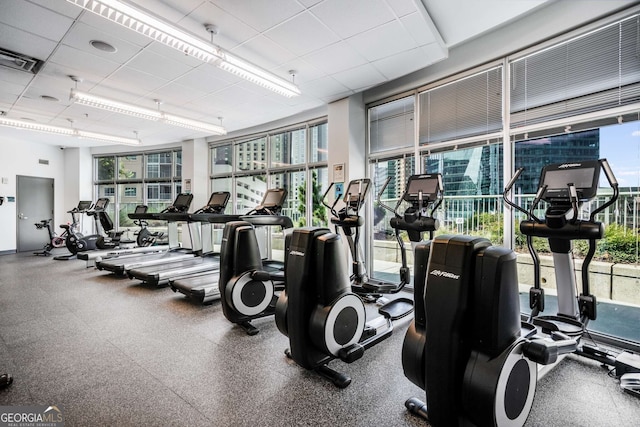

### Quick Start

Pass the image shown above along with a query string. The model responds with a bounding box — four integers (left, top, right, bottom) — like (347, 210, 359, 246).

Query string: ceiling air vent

(0, 47, 43, 74)
(39, 159, 49, 165)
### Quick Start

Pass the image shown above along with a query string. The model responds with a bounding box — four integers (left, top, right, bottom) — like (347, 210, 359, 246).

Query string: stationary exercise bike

(53, 200, 93, 260)
(33, 219, 67, 256)
(218, 188, 293, 335)
(131, 205, 164, 247)
(90, 198, 135, 250)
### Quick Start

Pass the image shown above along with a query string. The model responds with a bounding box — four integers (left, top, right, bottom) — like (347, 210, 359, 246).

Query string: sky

(600, 121, 640, 189)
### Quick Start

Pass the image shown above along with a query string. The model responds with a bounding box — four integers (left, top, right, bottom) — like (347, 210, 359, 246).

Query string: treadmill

(95, 193, 195, 275)
(78, 205, 168, 268)
(169, 188, 292, 304)
(125, 191, 232, 287)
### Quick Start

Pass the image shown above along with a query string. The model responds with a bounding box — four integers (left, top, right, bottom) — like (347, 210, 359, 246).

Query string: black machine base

(239, 321, 260, 336)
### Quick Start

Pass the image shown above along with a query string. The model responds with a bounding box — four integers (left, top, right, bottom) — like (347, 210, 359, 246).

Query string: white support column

(181, 138, 209, 209)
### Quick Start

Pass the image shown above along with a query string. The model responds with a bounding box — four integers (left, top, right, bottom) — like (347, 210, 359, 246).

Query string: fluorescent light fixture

(0, 116, 74, 136)
(0, 116, 142, 145)
(65, 0, 301, 98)
(71, 89, 161, 121)
(217, 52, 301, 98)
(70, 89, 227, 135)
(162, 113, 225, 135)
(76, 129, 141, 145)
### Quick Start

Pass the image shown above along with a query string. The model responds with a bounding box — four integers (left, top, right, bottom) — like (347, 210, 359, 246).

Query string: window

(210, 119, 329, 226)
(235, 137, 267, 171)
(369, 96, 415, 154)
(366, 12, 640, 348)
(271, 128, 306, 167)
(310, 122, 328, 163)
(510, 15, 640, 127)
(93, 149, 182, 231)
(369, 156, 417, 282)
(419, 67, 502, 145)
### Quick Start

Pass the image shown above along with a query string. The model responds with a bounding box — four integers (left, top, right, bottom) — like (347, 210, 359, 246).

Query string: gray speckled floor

(1, 251, 639, 426)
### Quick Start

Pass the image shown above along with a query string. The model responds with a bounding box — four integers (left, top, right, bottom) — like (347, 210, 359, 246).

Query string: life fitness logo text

(0, 405, 64, 427)
(430, 269, 460, 280)
(558, 163, 582, 169)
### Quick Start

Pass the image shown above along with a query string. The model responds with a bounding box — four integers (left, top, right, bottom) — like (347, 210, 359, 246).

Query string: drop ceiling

(0, 0, 549, 148)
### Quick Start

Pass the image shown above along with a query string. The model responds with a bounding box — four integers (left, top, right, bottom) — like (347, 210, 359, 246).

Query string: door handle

(18, 213, 28, 220)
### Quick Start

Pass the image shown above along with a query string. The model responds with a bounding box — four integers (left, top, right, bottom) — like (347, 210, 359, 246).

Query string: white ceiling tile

(385, 0, 418, 17)
(372, 47, 432, 80)
(0, 74, 29, 96)
(48, 45, 121, 80)
(214, 0, 305, 32)
(0, 0, 74, 41)
(273, 58, 324, 84)
(126, 49, 195, 81)
(78, 12, 152, 48)
(100, 67, 168, 100)
(264, 13, 339, 57)
(174, 65, 236, 93)
(25, 74, 76, 104)
(331, 63, 386, 91)
(298, 76, 351, 98)
(298, 0, 324, 7)
(347, 20, 417, 62)
(14, 94, 68, 117)
(0, 24, 58, 61)
(420, 42, 449, 65)
(147, 83, 208, 108)
(400, 11, 439, 46)
(28, 0, 83, 19)
(61, 22, 143, 64)
(303, 41, 368, 75)
(311, 0, 393, 39)
(230, 35, 297, 72)
(181, 2, 259, 51)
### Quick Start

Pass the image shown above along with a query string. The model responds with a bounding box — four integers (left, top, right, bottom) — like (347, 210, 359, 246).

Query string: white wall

(0, 135, 65, 252)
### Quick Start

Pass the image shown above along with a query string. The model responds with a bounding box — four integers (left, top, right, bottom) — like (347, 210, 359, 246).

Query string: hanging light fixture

(69, 89, 227, 135)
(65, 0, 301, 98)
(0, 116, 142, 145)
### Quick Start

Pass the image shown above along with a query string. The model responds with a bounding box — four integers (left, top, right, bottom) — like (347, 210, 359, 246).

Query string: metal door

(17, 176, 54, 252)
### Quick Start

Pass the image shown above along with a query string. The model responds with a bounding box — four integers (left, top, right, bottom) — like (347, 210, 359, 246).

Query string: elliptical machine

(401, 159, 618, 426)
(275, 225, 414, 388)
(218, 188, 293, 335)
(503, 159, 638, 382)
(376, 173, 443, 290)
